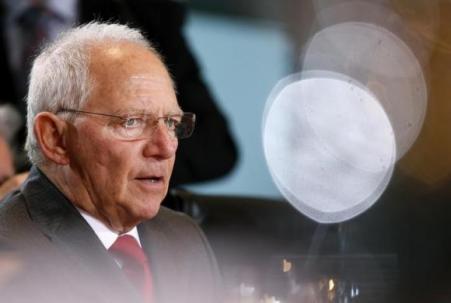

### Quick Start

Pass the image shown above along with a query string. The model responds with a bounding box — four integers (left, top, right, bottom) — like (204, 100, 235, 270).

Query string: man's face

(65, 42, 180, 231)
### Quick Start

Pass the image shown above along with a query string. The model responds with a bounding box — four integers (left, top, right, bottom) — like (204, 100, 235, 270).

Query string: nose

(142, 123, 178, 159)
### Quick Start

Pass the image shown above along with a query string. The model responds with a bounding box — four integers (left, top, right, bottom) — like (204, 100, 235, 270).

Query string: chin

(136, 198, 161, 220)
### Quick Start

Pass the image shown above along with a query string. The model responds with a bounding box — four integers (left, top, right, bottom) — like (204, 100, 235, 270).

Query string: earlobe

(34, 112, 70, 165)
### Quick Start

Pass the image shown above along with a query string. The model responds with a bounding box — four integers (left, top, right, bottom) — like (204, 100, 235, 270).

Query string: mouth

(135, 176, 164, 184)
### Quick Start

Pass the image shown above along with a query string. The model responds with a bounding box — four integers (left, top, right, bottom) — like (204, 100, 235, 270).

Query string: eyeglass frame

(55, 108, 196, 140)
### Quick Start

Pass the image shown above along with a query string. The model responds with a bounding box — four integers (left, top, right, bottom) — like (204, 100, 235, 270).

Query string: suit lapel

(139, 207, 223, 303)
(138, 213, 180, 303)
(22, 167, 143, 303)
(138, 219, 176, 303)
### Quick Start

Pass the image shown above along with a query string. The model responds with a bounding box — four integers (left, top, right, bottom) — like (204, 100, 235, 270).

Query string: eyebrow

(113, 108, 184, 116)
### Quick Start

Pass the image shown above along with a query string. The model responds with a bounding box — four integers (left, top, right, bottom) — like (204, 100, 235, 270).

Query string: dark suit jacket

(0, 167, 222, 303)
(0, 0, 237, 184)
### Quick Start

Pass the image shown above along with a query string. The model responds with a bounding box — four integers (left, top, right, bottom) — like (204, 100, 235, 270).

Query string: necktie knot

(109, 234, 148, 265)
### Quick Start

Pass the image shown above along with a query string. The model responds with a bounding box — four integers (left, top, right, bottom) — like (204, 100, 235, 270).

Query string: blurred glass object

(302, 0, 451, 189)
(0, 242, 23, 289)
(263, 71, 395, 223)
(302, 22, 427, 160)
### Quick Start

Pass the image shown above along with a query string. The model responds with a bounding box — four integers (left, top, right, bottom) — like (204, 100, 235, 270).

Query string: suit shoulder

(0, 191, 34, 244)
(154, 206, 202, 233)
(142, 206, 213, 253)
(0, 191, 28, 226)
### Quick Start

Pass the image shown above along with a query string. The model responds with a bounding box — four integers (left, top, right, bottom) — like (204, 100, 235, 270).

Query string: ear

(33, 112, 70, 165)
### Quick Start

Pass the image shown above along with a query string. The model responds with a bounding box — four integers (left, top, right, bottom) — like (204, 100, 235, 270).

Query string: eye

(164, 116, 181, 129)
(123, 117, 144, 129)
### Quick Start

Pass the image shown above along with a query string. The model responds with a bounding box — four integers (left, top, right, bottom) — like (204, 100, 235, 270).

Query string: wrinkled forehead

(86, 42, 180, 114)
(119, 74, 180, 114)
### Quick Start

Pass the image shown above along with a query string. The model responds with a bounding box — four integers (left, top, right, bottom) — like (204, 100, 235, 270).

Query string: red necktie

(108, 235, 153, 302)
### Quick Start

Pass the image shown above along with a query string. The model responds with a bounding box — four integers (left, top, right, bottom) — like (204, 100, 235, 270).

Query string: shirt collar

(77, 208, 142, 249)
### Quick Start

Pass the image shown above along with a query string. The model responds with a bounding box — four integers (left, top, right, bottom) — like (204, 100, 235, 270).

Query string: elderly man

(0, 22, 221, 303)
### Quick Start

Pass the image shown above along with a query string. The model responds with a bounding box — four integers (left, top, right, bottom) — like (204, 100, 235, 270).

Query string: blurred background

(183, 0, 291, 198)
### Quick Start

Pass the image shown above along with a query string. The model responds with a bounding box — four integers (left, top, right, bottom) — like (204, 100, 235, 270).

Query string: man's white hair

(25, 22, 158, 166)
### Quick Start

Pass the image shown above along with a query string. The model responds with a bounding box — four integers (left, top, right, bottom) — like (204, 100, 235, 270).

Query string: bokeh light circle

(263, 71, 396, 223)
(302, 22, 427, 159)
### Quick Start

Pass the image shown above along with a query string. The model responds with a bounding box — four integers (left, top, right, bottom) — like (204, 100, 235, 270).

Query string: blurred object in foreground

(289, 0, 451, 188)
(0, 242, 23, 289)
(263, 71, 395, 223)
(302, 21, 427, 160)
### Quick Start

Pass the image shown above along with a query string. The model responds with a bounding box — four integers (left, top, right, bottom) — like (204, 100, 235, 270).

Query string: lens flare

(302, 22, 427, 159)
(263, 71, 395, 223)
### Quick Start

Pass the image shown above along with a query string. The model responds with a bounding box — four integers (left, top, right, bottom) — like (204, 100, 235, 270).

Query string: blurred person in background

(0, 134, 14, 186)
(0, 22, 222, 303)
(0, 105, 26, 289)
(0, 105, 27, 200)
(0, 0, 237, 188)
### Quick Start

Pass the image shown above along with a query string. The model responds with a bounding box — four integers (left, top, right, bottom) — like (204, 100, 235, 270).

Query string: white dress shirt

(78, 208, 143, 250)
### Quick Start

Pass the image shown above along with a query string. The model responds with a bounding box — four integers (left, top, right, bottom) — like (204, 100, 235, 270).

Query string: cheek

(81, 143, 140, 207)
(69, 126, 136, 187)
(167, 157, 176, 173)
(93, 142, 139, 183)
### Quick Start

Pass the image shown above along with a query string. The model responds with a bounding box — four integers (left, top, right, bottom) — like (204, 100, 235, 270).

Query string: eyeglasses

(56, 108, 196, 140)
